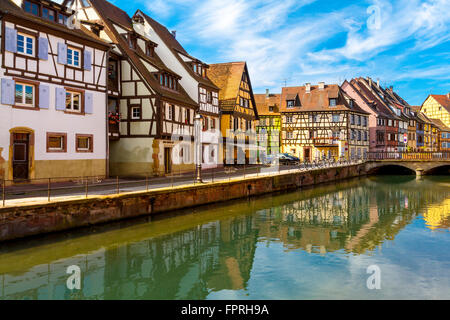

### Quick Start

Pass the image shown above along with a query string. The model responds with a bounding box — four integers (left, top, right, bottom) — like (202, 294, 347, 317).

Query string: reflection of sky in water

(209, 216, 450, 300)
(0, 176, 449, 300)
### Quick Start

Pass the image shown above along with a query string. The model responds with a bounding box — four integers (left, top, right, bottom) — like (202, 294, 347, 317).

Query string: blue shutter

(1, 79, 15, 105)
(39, 85, 50, 109)
(38, 37, 49, 60)
(57, 43, 67, 64)
(5, 27, 17, 53)
(55, 87, 66, 110)
(84, 50, 92, 71)
(84, 92, 93, 114)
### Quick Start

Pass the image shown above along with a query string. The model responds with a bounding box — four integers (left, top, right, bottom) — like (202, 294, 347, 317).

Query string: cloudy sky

(111, 0, 449, 105)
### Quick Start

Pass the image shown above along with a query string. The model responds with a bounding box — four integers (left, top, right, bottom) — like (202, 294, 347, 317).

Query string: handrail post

(145, 174, 148, 191)
(116, 176, 119, 194)
(48, 178, 51, 202)
(85, 178, 88, 198)
(2, 179, 5, 207)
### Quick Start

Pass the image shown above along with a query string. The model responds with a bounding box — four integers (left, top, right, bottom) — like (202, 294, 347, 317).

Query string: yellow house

(421, 94, 450, 127)
(208, 62, 258, 164)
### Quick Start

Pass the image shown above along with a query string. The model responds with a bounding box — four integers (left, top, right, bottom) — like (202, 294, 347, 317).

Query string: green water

(0, 176, 449, 300)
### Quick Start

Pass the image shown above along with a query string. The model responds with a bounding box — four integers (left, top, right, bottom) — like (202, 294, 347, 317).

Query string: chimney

(447, 93, 449, 99)
(368, 78, 372, 87)
(318, 82, 325, 90)
(305, 83, 311, 93)
(171, 30, 176, 38)
(377, 78, 380, 87)
(265, 89, 269, 98)
(389, 85, 393, 92)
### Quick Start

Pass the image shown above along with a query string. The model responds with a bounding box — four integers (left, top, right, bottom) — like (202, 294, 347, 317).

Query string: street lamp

(194, 113, 203, 183)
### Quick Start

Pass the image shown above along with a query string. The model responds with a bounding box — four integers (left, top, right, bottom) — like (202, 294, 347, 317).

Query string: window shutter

(5, 27, 17, 53)
(85, 92, 93, 114)
(55, 87, 66, 110)
(84, 50, 92, 71)
(57, 43, 67, 64)
(1, 79, 15, 105)
(38, 37, 49, 60)
(39, 85, 50, 109)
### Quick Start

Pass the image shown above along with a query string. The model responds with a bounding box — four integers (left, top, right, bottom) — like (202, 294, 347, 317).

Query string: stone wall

(0, 164, 366, 242)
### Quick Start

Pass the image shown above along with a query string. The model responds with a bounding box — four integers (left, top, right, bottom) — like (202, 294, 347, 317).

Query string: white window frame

(15, 82, 35, 107)
(66, 91, 82, 113)
(67, 47, 81, 68)
(17, 33, 35, 57)
(131, 106, 141, 119)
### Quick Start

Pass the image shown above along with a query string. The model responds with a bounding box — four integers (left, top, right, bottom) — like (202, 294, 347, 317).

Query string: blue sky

(110, 0, 449, 105)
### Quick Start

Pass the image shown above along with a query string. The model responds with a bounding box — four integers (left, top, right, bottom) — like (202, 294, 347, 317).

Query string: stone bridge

(365, 152, 450, 176)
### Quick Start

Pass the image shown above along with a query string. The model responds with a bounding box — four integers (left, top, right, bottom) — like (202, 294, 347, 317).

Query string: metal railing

(1, 159, 368, 207)
(367, 151, 450, 161)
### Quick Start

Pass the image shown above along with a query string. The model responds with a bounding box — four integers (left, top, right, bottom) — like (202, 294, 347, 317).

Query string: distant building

(280, 83, 369, 161)
(208, 62, 258, 165)
(429, 119, 450, 151)
(254, 90, 281, 158)
(421, 94, 450, 128)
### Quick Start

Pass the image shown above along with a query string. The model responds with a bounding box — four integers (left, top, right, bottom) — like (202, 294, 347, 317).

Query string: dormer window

(330, 98, 337, 107)
(159, 73, 178, 91)
(146, 43, 154, 57)
(127, 33, 137, 50)
(42, 7, 56, 21)
(24, 1, 39, 16)
(287, 100, 295, 108)
(81, 0, 91, 7)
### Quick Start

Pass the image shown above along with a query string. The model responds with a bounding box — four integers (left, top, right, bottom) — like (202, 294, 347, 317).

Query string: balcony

(312, 137, 339, 147)
(109, 123, 120, 141)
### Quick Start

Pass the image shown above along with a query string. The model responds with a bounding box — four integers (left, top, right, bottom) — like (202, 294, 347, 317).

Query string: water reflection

(0, 176, 449, 299)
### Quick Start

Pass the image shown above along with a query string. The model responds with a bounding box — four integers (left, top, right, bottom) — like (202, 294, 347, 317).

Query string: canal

(0, 175, 449, 299)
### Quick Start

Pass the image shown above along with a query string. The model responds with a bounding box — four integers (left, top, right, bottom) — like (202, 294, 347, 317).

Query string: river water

(0, 176, 449, 300)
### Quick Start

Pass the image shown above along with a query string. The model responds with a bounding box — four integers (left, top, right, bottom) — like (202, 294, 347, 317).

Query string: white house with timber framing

(0, 0, 109, 182)
(69, 0, 200, 176)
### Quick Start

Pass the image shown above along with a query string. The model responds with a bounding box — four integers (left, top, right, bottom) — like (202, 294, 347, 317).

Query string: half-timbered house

(68, 0, 199, 176)
(0, 0, 109, 182)
(254, 90, 281, 157)
(208, 62, 258, 165)
(280, 83, 369, 161)
(132, 11, 222, 170)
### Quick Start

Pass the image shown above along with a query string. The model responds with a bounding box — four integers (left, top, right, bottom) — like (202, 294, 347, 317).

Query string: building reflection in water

(0, 177, 448, 299)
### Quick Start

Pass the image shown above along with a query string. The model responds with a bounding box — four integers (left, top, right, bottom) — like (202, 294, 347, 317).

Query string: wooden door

(13, 133, 29, 180)
(164, 147, 172, 174)
(304, 147, 311, 162)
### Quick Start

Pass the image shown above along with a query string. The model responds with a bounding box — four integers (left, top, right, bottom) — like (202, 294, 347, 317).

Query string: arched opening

(424, 165, 450, 175)
(368, 164, 416, 176)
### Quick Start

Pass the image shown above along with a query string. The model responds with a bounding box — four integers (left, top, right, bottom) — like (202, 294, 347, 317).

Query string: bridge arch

(423, 165, 450, 175)
(367, 164, 416, 175)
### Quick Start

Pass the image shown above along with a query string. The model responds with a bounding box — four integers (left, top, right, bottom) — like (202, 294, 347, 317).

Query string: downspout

(105, 47, 111, 177)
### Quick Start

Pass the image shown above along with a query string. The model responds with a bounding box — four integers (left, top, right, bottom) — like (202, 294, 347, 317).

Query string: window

(332, 114, 340, 122)
(285, 116, 293, 123)
(269, 106, 274, 112)
(329, 99, 337, 107)
(24, 1, 39, 16)
(76, 134, 93, 152)
(81, 0, 91, 7)
(146, 43, 154, 57)
(17, 33, 35, 56)
(15, 83, 35, 107)
(286, 131, 293, 139)
(67, 47, 81, 67)
(166, 105, 174, 120)
(131, 106, 141, 119)
(47, 133, 67, 152)
(203, 117, 208, 131)
(207, 92, 212, 103)
(350, 114, 355, 125)
(42, 8, 55, 21)
(66, 91, 82, 112)
(287, 100, 294, 108)
(211, 118, 216, 129)
(58, 13, 68, 25)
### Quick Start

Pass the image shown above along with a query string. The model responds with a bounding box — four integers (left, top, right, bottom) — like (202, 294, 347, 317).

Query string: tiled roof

(0, 0, 110, 48)
(429, 118, 450, 132)
(138, 11, 219, 90)
(254, 94, 281, 116)
(208, 62, 246, 101)
(279, 84, 369, 114)
(89, 0, 197, 107)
